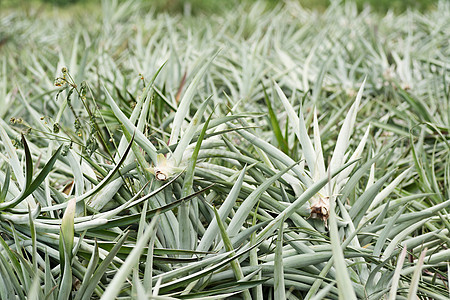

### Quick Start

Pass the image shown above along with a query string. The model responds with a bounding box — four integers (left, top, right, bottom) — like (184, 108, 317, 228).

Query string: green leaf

(100, 214, 160, 299)
(170, 51, 217, 145)
(73, 241, 99, 300)
(0, 251, 25, 299)
(0, 165, 10, 202)
(179, 110, 213, 250)
(263, 83, 288, 154)
(212, 206, 251, 300)
(329, 195, 357, 300)
(226, 161, 299, 237)
(407, 248, 428, 300)
(58, 197, 76, 300)
(349, 169, 395, 227)
(97, 184, 212, 230)
(40, 134, 134, 213)
(388, 245, 407, 300)
(236, 127, 312, 187)
(0, 139, 62, 210)
(173, 97, 211, 167)
(274, 219, 286, 300)
(103, 85, 158, 164)
(328, 78, 366, 185)
(80, 231, 130, 300)
(275, 81, 315, 175)
(28, 205, 37, 272)
(0, 122, 25, 190)
(58, 234, 72, 300)
(197, 167, 247, 252)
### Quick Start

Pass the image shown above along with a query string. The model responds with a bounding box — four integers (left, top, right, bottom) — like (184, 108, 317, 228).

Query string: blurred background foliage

(0, 0, 440, 15)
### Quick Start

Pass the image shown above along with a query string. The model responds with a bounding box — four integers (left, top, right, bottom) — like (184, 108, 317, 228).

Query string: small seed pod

(309, 196, 330, 222)
(155, 170, 167, 181)
(148, 153, 176, 181)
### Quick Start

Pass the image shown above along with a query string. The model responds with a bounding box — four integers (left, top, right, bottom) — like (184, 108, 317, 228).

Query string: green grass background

(0, 0, 440, 14)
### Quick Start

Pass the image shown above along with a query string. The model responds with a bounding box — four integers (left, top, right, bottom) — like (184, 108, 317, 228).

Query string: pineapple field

(0, 0, 449, 299)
